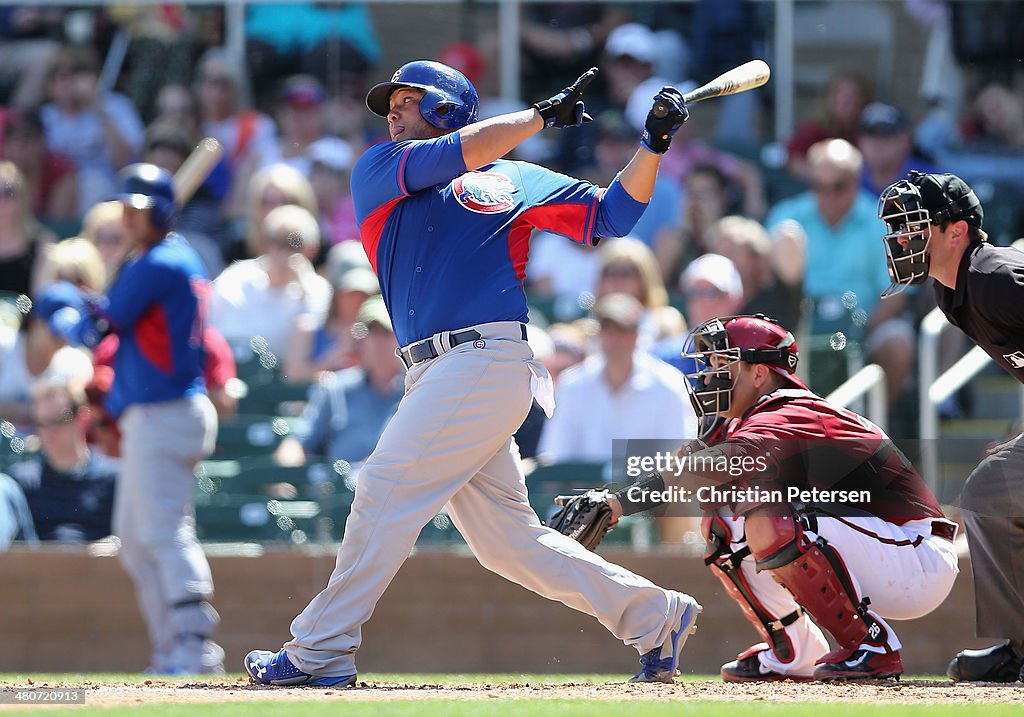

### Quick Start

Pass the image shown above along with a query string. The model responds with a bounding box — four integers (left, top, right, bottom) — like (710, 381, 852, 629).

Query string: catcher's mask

(683, 314, 805, 417)
(877, 171, 984, 298)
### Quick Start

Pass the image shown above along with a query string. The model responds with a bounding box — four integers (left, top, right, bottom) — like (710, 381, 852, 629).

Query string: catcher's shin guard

(702, 511, 801, 663)
(743, 506, 889, 658)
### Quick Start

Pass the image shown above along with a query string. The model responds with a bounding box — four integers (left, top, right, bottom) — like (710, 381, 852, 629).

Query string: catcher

(550, 314, 959, 681)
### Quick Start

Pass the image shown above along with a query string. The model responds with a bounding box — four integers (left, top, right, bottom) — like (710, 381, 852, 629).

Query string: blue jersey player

(246, 60, 700, 685)
(40, 164, 222, 674)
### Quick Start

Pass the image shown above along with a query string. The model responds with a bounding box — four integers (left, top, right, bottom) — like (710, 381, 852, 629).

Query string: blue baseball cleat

(629, 597, 703, 683)
(244, 649, 357, 687)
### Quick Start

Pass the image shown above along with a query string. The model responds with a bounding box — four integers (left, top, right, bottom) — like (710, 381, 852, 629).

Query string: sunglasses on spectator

(684, 287, 727, 301)
(599, 318, 638, 332)
(813, 179, 855, 195)
(53, 64, 93, 78)
(267, 233, 301, 249)
(94, 230, 123, 246)
(36, 412, 76, 428)
(602, 265, 640, 279)
(201, 75, 233, 88)
(261, 194, 293, 208)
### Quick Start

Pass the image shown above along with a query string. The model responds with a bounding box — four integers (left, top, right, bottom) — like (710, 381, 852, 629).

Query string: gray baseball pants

(283, 321, 694, 677)
(116, 394, 219, 671)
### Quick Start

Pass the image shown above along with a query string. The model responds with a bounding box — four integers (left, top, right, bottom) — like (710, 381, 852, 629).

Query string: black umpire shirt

(934, 241, 1024, 384)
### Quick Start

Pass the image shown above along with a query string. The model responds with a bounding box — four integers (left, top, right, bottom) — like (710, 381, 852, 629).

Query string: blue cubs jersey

(352, 133, 646, 346)
(92, 235, 209, 417)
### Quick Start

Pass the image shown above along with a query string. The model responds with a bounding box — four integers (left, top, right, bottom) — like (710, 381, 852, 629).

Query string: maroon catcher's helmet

(683, 314, 806, 417)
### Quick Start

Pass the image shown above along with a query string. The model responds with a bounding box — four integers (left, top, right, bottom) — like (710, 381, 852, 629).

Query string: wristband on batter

(613, 472, 666, 516)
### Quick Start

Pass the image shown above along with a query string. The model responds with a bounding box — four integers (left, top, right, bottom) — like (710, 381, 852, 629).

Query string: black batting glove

(641, 87, 689, 154)
(533, 67, 599, 129)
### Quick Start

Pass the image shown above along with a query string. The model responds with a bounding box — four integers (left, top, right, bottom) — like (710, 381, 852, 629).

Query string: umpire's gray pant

(116, 394, 218, 668)
(960, 433, 1024, 639)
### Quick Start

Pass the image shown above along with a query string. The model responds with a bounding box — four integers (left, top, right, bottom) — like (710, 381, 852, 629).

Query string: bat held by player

(172, 137, 224, 206)
(652, 59, 771, 117)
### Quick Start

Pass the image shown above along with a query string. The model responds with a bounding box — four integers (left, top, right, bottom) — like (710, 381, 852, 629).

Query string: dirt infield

(4, 677, 1024, 707)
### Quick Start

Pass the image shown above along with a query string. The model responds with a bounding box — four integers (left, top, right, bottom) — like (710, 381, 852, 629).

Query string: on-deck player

(40, 164, 222, 674)
(244, 59, 701, 686)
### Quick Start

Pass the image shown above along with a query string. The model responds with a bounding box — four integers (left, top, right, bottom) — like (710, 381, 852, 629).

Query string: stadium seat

(526, 462, 609, 524)
(213, 413, 303, 459)
(194, 491, 333, 543)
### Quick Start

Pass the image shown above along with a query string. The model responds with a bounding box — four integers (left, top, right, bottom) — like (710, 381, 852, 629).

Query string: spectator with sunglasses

(4, 375, 117, 543)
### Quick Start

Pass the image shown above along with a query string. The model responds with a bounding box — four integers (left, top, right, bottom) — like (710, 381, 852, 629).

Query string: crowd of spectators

(1, 1, 1022, 555)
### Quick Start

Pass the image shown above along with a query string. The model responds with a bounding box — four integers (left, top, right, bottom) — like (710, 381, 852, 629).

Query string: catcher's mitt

(547, 489, 616, 551)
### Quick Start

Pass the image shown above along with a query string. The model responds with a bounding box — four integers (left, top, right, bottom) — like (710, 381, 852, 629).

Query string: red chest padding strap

(702, 511, 802, 663)
(743, 506, 890, 655)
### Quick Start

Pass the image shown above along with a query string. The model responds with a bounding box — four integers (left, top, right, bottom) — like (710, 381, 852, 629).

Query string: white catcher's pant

(720, 512, 959, 677)
(283, 322, 695, 677)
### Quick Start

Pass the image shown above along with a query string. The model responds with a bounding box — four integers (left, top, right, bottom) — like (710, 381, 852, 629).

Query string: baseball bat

(172, 137, 224, 206)
(653, 59, 771, 117)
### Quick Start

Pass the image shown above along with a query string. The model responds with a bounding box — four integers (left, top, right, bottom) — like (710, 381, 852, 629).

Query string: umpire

(878, 171, 1024, 682)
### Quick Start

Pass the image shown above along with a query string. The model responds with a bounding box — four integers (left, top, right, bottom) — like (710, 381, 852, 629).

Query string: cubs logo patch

(452, 172, 516, 214)
(473, 339, 486, 349)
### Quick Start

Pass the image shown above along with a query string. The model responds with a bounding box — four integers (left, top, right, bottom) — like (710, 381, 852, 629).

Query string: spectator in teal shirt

(767, 138, 915, 406)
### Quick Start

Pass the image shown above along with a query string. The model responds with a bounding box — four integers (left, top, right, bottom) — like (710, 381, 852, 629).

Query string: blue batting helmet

(366, 60, 479, 131)
(116, 163, 176, 230)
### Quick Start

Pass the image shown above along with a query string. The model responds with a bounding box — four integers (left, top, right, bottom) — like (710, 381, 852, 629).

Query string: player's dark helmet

(366, 60, 479, 131)
(682, 314, 806, 417)
(877, 171, 984, 298)
(116, 163, 177, 230)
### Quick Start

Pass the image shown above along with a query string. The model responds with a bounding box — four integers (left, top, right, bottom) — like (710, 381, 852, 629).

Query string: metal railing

(825, 363, 888, 434)
(919, 306, 1024, 489)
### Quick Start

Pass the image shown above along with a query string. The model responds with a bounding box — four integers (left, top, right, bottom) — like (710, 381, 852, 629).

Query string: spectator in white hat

(679, 253, 745, 328)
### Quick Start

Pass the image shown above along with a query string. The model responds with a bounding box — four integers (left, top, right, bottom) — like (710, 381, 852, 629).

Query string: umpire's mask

(878, 177, 933, 298)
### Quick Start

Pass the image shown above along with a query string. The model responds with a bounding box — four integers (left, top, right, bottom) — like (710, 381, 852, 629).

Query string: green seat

(213, 414, 301, 459)
(415, 508, 466, 546)
(802, 334, 864, 397)
(527, 461, 608, 524)
(238, 378, 313, 416)
(197, 456, 342, 497)
(193, 493, 350, 544)
(41, 217, 82, 239)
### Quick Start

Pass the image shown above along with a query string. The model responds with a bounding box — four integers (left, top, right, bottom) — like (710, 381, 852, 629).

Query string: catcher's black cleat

(721, 644, 813, 683)
(813, 648, 903, 681)
(947, 641, 1024, 683)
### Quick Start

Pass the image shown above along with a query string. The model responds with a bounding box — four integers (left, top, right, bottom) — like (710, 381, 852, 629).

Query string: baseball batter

(245, 60, 700, 686)
(566, 315, 959, 680)
(43, 164, 222, 674)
